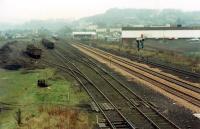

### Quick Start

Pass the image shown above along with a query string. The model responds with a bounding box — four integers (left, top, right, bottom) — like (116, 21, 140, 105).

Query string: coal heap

(0, 41, 41, 70)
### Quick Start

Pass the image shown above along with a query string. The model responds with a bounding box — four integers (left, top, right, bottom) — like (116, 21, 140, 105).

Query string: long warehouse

(122, 27, 200, 40)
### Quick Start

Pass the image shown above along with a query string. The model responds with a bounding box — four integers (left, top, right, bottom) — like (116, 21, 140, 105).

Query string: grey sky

(0, 0, 200, 23)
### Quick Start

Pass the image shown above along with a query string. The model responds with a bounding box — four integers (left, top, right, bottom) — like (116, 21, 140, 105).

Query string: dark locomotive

(26, 44, 42, 59)
(42, 39, 55, 49)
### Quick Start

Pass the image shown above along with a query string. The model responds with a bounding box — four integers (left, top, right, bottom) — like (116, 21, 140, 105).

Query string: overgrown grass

(94, 41, 200, 72)
(17, 106, 93, 129)
(0, 68, 92, 129)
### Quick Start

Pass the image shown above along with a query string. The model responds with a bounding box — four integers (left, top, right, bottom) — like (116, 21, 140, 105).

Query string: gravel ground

(90, 54, 200, 129)
(73, 43, 200, 129)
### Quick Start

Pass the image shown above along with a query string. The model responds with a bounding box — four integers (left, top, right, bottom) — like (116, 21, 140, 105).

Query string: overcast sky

(0, 0, 200, 23)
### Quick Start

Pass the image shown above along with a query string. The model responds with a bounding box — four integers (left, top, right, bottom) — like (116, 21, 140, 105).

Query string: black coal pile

(0, 41, 41, 70)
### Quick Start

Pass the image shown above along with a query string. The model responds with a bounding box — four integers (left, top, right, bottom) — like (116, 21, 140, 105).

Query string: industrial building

(109, 28, 122, 33)
(72, 32, 96, 41)
(96, 28, 107, 33)
(95, 28, 122, 41)
(122, 27, 200, 43)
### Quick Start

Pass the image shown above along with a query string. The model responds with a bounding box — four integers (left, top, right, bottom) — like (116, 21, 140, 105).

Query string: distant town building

(122, 27, 200, 43)
(14, 34, 25, 39)
(32, 29, 38, 34)
(87, 25, 98, 31)
(132, 25, 145, 27)
(105, 36, 120, 42)
(72, 32, 96, 41)
(0, 31, 5, 40)
(96, 28, 107, 33)
(95, 28, 122, 41)
(109, 28, 122, 33)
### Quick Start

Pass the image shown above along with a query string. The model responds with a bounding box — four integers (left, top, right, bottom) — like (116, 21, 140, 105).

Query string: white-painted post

(96, 115, 99, 124)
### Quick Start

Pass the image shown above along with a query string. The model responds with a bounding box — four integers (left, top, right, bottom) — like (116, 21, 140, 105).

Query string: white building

(87, 25, 98, 31)
(109, 28, 122, 33)
(96, 28, 107, 33)
(14, 34, 25, 39)
(122, 27, 200, 39)
(132, 25, 145, 27)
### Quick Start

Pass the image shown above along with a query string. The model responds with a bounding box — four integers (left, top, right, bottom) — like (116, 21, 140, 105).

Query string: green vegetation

(0, 68, 91, 129)
(80, 8, 200, 27)
(0, 35, 5, 41)
(93, 40, 200, 72)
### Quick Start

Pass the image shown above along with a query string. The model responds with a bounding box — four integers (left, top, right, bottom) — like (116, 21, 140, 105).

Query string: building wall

(110, 28, 122, 32)
(72, 32, 97, 40)
(96, 28, 107, 33)
(73, 34, 96, 40)
(122, 30, 200, 39)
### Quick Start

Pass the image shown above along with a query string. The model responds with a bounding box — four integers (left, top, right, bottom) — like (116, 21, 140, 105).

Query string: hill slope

(79, 8, 200, 27)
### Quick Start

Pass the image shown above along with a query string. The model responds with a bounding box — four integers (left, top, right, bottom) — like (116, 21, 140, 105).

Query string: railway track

(104, 54, 200, 93)
(113, 50, 198, 93)
(76, 44, 200, 92)
(46, 44, 181, 129)
(74, 44, 200, 108)
(43, 50, 136, 129)
(95, 46, 200, 80)
(131, 55, 200, 79)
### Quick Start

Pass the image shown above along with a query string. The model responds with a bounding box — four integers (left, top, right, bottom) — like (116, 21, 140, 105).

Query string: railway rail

(43, 50, 136, 129)
(131, 55, 200, 79)
(74, 44, 200, 108)
(95, 46, 200, 80)
(69, 40, 200, 80)
(113, 58, 200, 93)
(46, 44, 181, 129)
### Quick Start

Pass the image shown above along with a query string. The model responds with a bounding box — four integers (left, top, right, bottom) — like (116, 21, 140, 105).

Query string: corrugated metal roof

(122, 27, 200, 30)
(122, 29, 200, 38)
